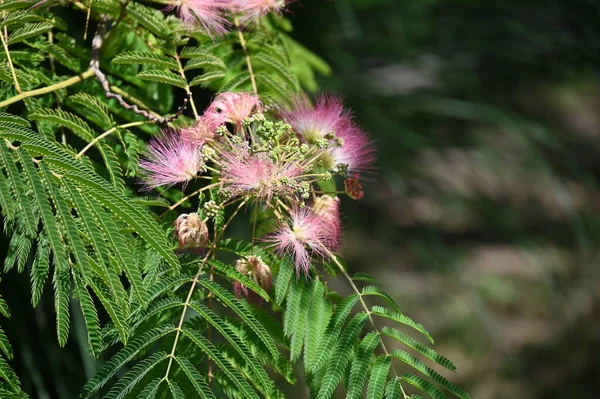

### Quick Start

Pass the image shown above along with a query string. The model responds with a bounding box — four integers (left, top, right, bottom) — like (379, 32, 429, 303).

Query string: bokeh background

(2, 0, 600, 398)
(291, 0, 600, 398)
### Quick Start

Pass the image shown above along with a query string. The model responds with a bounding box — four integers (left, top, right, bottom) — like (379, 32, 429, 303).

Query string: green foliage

(0, 2, 467, 398)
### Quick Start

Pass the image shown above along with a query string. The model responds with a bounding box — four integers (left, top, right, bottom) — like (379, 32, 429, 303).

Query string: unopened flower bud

(173, 213, 209, 254)
(344, 174, 364, 200)
(233, 255, 272, 303)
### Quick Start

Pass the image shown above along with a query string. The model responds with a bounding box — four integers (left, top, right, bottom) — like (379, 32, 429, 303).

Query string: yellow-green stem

(235, 17, 258, 94)
(0, 68, 95, 108)
(76, 121, 147, 159)
(326, 250, 410, 399)
(1, 27, 21, 94)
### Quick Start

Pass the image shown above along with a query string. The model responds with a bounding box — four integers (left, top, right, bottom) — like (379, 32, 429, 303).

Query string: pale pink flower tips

(220, 146, 301, 201)
(231, 0, 288, 25)
(139, 129, 203, 190)
(281, 94, 376, 175)
(266, 208, 336, 275)
(204, 92, 262, 128)
(173, 0, 229, 36)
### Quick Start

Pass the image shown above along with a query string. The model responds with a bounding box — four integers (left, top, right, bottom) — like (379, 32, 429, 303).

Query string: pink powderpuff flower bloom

(230, 0, 287, 25)
(139, 128, 203, 190)
(266, 208, 335, 275)
(180, 117, 216, 145)
(312, 195, 341, 250)
(328, 118, 376, 175)
(280, 95, 348, 143)
(220, 146, 302, 201)
(281, 94, 375, 175)
(204, 92, 262, 128)
(172, 0, 229, 36)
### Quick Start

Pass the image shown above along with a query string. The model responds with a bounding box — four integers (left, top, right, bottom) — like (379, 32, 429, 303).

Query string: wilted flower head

(204, 92, 262, 128)
(172, 0, 229, 36)
(139, 128, 203, 190)
(181, 117, 216, 145)
(233, 255, 272, 302)
(173, 213, 209, 253)
(266, 208, 335, 274)
(231, 0, 287, 24)
(312, 195, 341, 250)
(220, 146, 303, 201)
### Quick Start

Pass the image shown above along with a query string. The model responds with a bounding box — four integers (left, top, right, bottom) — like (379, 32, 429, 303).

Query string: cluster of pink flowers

(172, 0, 288, 35)
(140, 91, 374, 278)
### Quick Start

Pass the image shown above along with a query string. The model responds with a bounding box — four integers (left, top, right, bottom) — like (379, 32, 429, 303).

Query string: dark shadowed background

(3, 0, 600, 398)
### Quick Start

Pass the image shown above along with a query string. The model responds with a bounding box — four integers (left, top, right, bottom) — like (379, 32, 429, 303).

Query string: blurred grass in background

(290, 0, 600, 398)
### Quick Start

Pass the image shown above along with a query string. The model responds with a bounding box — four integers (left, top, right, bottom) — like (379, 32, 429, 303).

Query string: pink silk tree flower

(266, 208, 335, 275)
(139, 129, 203, 190)
(220, 146, 302, 201)
(230, 0, 287, 25)
(280, 94, 350, 143)
(281, 94, 375, 175)
(312, 195, 341, 250)
(180, 117, 215, 145)
(172, 0, 229, 36)
(328, 118, 376, 175)
(204, 92, 262, 128)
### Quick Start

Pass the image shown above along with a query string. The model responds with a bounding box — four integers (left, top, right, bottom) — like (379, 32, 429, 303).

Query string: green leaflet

(196, 278, 279, 360)
(317, 312, 368, 399)
(182, 328, 260, 399)
(7, 22, 53, 45)
(81, 325, 176, 398)
(381, 326, 456, 371)
(310, 293, 359, 373)
(113, 51, 178, 70)
(173, 356, 216, 399)
(401, 373, 445, 399)
(188, 302, 275, 396)
(367, 355, 391, 399)
(103, 351, 168, 399)
(137, 70, 187, 89)
(347, 332, 380, 399)
(392, 350, 470, 399)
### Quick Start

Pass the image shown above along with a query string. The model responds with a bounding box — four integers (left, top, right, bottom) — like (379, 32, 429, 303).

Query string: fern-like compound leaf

(367, 355, 391, 399)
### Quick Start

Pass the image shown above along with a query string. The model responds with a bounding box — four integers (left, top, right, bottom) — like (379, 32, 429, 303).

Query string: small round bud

(173, 213, 209, 254)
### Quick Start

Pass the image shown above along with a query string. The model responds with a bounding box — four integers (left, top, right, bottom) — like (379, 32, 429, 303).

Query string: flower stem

(234, 17, 258, 95)
(75, 121, 147, 159)
(0, 68, 95, 108)
(159, 182, 221, 218)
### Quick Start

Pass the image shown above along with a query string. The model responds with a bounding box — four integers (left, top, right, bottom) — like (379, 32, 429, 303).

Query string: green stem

(163, 198, 248, 381)
(75, 121, 147, 159)
(326, 250, 410, 399)
(0, 26, 21, 94)
(0, 68, 95, 108)
(234, 17, 258, 94)
(174, 51, 199, 119)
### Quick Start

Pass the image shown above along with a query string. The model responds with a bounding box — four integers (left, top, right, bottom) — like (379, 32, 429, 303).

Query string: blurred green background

(3, 0, 600, 397)
(290, 0, 600, 398)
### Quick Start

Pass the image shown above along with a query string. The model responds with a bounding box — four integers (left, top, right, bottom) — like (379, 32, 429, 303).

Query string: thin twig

(174, 51, 199, 119)
(76, 121, 147, 159)
(90, 16, 189, 125)
(163, 198, 248, 381)
(234, 17, 258, 94)
(0, 27, 20, 93)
